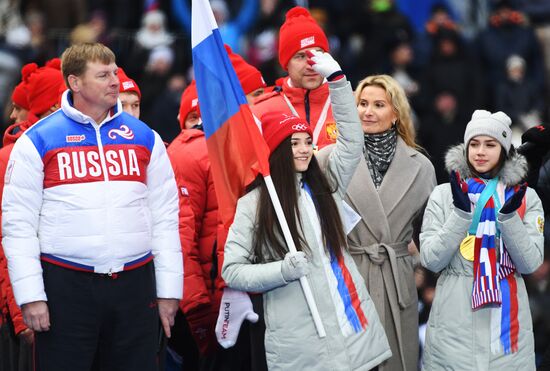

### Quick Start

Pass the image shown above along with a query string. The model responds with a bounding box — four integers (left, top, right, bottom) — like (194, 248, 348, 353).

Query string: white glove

(281, 251, 310, 282)
(306, 50, 343, 81)
(215, 288, 259, 349)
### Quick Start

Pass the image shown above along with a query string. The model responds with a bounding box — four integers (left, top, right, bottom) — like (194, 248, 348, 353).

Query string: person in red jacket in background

(166, 45, 266, 370)
(117, 68, 141, 119)
(251, 6, 338, 150)
(0, 59, 65, 371)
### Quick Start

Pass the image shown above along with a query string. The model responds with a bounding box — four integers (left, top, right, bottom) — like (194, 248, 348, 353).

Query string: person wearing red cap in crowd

(165, 45, 268, 369)
(225, 45, 266, 104)
(251, 6, 339, 150)
(2, 43, 182, 371)
(25, 58, 66, 123)
(0, 59, 65, 371)
(221, 50, 391, 370)
(8, 63, 37, 125)
(118, 67, 141, 119)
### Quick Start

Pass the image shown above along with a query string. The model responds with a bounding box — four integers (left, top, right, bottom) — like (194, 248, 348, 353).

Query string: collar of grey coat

(346, 137, 422, 242)
(444, 143, 528, 186)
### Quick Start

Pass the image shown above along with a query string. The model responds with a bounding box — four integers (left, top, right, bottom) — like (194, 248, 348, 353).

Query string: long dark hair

(248, 137, 347, 262)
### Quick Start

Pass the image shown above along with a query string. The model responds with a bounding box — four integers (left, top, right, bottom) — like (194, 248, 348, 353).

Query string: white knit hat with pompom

(464, 110, 512, 153)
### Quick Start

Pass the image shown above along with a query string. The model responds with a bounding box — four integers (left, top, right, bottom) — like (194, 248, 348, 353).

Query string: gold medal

(460, 235, 475, 261)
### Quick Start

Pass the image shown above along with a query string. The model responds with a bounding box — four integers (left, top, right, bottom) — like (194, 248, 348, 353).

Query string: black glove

(518, 124, 550, 159)
(522, 124, 550, 145)
(450, 170, 470, 212)
(500, 183, 527, 215)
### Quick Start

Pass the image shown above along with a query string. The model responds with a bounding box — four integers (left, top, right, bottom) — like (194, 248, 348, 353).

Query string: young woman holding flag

(420, 109, 544, 370)
(221, 50, 391, 370)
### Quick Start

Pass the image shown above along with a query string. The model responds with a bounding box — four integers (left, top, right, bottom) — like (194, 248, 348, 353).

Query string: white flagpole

(263, 175, 326, 338)
(193, 0, 324, 338)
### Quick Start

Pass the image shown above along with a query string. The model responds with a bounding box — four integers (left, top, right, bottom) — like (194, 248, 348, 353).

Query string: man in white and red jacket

(2, 43, 183, 371)
(251, 6, 338, 150)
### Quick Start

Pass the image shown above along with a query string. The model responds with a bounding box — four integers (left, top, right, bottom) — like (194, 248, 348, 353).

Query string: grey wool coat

(222, 77, 392, 371)
(318, 137, 436, 371)
(420, 144, 544, 371)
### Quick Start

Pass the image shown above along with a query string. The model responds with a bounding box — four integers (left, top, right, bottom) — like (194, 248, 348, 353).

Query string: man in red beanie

(2, 43, 183, 371)
(251, 6, 339, 150)
(166, 49, 268, 369)
(0, 62, 44, 371)
(176, 81, 201, 130)
(25, 59, 66, 122)
(8, 63, 38, 124)
(225, 45, 266, 104)
(9, 83, 30, 124)
(118, 67, 141, 118)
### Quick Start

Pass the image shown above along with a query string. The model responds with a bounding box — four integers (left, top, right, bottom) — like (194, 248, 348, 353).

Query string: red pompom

(21, 63, 38, 82)
(45, 58, 62, 70)
(285, 6, 310, 19)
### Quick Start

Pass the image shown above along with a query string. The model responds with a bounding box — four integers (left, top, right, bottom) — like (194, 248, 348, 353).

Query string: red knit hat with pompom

(178, 80, 200, 130)
(278, 6, 329, 70)
(225, 45, 266, 95)
(11, 63, 38, 110)
(261, 111, 312, 153)
(27, 58, 65, 117)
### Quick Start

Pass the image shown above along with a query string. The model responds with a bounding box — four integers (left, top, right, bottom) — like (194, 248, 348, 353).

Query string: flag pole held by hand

(264, 175, 326, 338)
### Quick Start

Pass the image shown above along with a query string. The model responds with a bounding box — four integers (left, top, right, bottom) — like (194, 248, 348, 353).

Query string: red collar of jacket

(280, 76, 330, 106)
(2, 119, 34, 147)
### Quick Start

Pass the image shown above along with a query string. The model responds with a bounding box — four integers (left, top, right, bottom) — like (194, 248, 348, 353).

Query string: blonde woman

(318, 74, 436, 371)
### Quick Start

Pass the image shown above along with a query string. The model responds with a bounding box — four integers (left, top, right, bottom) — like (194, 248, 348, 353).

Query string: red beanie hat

(278, 6, 329, 70)
(118, 68, 141, 99)
(11, 63, 38, 110)
(261, 111, 312, 153)
(27, 59, 65, 117)
(178, 80, 200, 130)
(225, 45, 266, 95)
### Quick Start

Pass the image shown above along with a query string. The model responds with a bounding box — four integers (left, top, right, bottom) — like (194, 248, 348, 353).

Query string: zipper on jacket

(92, 121, 115, 273)
(93, 123, 110, 181)
(304, 90, 311, 124)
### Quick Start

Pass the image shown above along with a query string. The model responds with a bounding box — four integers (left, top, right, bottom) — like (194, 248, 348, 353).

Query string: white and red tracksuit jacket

(2, 91, 183, 306)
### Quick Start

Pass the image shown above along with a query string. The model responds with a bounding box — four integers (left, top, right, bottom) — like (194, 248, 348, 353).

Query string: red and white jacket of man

(2, 91, 183, 306)
(251, 77, 338, 149)
(0, 120, 32, 334)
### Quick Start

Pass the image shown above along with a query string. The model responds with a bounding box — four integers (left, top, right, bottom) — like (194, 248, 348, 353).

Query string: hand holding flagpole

(191, 0, 326, 338)
(263, 176, 326, 337)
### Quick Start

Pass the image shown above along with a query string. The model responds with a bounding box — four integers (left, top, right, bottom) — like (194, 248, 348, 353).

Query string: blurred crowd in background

(1, 0, 549, 366)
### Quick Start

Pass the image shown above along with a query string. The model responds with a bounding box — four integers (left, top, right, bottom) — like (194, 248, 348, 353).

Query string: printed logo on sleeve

(180, 187, 189, 196)
(537, 216, 544, 234)
(5, 160, 15, 184)
(325, 122, 338, 141)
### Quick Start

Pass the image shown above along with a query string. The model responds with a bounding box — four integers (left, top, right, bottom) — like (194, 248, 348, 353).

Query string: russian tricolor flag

(191, 0, 271, 228)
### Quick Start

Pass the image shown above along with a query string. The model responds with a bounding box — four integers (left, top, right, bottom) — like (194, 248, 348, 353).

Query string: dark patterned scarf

(363, 125, 397, 188)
